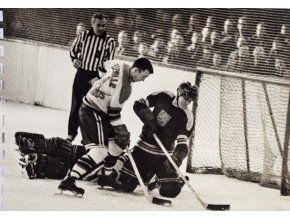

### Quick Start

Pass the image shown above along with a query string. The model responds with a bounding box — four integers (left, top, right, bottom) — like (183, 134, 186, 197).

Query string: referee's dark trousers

(68, 68, 100, 139)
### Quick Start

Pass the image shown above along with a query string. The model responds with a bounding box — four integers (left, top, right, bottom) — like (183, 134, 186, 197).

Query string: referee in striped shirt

(67, 13, 116, 142)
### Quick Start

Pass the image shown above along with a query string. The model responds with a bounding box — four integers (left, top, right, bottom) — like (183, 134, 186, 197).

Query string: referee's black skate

(58, 177, 85, 197)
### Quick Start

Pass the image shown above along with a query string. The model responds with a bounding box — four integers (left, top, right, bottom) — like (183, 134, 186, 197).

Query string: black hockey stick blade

(206, 204, 230, 211)
(151, 196, 172, 207)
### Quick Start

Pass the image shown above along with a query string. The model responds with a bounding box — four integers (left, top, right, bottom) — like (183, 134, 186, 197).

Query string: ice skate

(58, 177, 85, 197)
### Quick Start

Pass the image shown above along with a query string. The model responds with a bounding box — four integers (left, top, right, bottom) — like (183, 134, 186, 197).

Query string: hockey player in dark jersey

(97, 82, 197, 198)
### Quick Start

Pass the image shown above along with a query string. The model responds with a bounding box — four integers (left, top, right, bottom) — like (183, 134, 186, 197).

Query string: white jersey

(83, 61, 132, 126)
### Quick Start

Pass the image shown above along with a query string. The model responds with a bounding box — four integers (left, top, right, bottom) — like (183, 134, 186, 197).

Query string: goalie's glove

(112, 124, 130, 149)
(19, 153, 39, 179)
(19, 153, 70, 179)
(136, 108, 156, 143)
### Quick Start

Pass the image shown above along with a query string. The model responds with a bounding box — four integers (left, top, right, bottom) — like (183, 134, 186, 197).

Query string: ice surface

(1, 101, 290, 211)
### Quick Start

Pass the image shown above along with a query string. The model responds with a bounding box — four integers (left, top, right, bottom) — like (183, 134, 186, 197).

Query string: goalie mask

(177, 82, 198, 101)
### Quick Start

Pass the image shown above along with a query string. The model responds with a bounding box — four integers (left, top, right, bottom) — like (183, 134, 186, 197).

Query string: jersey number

(90, 87, 105, 99)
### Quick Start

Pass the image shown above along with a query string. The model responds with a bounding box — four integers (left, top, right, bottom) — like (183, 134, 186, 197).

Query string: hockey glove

(20, 153, 70, 179)
(113, 124, 130, 149)
(19, 153, 39, 179)
(159, 143, 188, 176)
(137, 108, 156, 141)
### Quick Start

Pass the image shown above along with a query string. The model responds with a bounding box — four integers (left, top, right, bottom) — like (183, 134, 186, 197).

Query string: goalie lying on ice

(15, 132, 86, 179)
(97, 82, 197, 198)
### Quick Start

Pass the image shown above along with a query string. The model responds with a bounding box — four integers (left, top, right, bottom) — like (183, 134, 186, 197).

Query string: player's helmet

(177, 82, 198, 101)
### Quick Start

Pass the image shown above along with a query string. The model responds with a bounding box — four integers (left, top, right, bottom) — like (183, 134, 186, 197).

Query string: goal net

(187, 67, 290, 196)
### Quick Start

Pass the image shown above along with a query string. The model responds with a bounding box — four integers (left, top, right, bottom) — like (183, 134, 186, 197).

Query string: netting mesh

(2, 8, 290, 79)
(187, 71, 290, 194)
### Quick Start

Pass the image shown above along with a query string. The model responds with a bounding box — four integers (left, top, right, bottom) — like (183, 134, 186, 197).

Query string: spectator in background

(237, 16, 251, 40)
(209, 31, 224, 70)
(249, 22, 272, 55)
(210, 30, 220, 48)
(166, 29, 181, 56)
(184, 13, 200, 45)
(212, 49, 224, 70)
(138, 42, 149, 58)
(196, 44, 213, 68)
(275, 46, 290, 79)
(226, 38, 252, 73)
(131, 30, 144, 57)
(280, 24, 290, 44)
(219, 18, 236, 65)
(75, 22, 86, 36)
(172, 14, 185, 35)
(154, 10, 171, 43)
(185, 31, 203, 68)
(197, 30, 220, 69)
(114, 15, 125, 31)
(148, 35, 166, 62)
(251, 45, 270, 75)
(205, 16, 213, 28)
(272, 24, 290, 48)
(132, 13, 144, 33)
(168, 34, 186, 65)
(115, 30, 131, 56)
(201, 26, 211, 45)
(67, 13, 116, 143)
(68, 22, 86, 46)
(235, 16, 254, 53)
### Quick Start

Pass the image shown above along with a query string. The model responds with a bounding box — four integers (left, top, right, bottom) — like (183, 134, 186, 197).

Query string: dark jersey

(134, 91, 194, 155)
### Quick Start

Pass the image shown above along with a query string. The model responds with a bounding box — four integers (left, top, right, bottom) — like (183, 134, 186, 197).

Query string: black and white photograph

(0, 1, 290, 212)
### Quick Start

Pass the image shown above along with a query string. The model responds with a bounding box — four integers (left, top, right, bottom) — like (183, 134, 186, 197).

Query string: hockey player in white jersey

(58, 58, 154, 196)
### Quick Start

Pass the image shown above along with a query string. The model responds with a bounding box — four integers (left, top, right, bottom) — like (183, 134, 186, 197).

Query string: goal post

(186, 67, 290, 196)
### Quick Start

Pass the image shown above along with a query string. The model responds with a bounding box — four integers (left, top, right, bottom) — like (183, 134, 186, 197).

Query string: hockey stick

(125, 147, 172, 207)
(153, 134, 230, 211)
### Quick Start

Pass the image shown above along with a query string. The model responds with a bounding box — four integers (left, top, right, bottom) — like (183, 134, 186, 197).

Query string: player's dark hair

(132, 58, 154, 74)
(92, 13, 107, 20)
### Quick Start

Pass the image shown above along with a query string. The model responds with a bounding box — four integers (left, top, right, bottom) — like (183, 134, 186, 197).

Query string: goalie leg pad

(15, 132, 45, 145)
(45, 137, 74, 159)
(17, 137, 43, 154)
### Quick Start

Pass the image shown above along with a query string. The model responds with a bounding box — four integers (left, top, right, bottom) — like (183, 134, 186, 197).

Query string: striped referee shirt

(70, 29, 116, 72)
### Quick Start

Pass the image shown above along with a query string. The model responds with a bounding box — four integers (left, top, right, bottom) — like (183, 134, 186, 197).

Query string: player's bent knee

(159, 182, 182, 198)
(86, 145, 108, 164)
(108, 139, 123, 156)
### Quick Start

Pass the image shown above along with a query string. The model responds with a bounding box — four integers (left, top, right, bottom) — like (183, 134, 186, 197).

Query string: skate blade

(55, 189, 84, 198)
